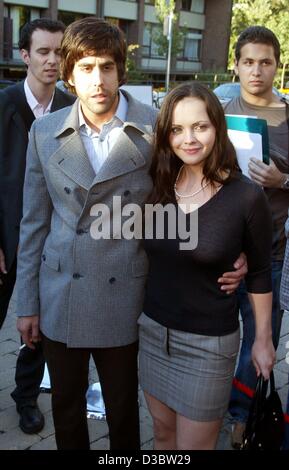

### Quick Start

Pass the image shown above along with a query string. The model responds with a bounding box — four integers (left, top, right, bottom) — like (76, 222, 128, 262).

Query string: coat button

(109, 277, 116, 284)
(64, 187, 71, 194)
(124, 190, 131, 196)
(42, 254, 46, 261)
(73, 273, 81, 279)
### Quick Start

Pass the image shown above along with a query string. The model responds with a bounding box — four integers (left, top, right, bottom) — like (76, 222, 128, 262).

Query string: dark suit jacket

(0, 81, 75, 271)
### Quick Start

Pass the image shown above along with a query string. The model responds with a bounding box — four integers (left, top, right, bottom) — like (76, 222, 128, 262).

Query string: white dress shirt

(78, 91, 128, 174)
(24, 79, 54, 118)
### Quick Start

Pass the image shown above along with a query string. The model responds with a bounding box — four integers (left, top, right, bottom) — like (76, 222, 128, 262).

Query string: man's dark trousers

(0, 257, 45, 407)
(11, 342, 45, 408)
(42, 336, 140, 450)
(0, 259, 16, 329)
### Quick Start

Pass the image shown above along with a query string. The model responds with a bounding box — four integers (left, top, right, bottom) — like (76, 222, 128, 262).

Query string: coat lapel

(92, 127, 146, 185)
(51, 133, 96, 190)
(49, 101, 96, 190)
(5, 81, 35, 132)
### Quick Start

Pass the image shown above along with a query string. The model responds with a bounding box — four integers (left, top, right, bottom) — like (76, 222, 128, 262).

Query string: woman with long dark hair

(139, 82, 275, 450)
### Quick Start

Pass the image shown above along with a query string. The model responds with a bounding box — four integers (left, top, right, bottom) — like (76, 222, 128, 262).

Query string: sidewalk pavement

(0, 292, 288, 450)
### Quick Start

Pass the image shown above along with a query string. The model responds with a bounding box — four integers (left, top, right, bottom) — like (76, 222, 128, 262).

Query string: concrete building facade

(0, 0, 233, 82)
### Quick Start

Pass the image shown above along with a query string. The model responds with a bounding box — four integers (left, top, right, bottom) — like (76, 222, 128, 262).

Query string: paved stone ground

(0, 292, 288, 451)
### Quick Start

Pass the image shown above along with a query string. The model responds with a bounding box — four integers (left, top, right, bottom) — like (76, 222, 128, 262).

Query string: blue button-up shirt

(79, 91, 128, 174)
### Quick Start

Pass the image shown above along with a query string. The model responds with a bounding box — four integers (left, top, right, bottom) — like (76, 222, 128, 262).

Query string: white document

(40, 363, 51, 390)
(227, 129, 263, 178)
(86, 382, 106, 420)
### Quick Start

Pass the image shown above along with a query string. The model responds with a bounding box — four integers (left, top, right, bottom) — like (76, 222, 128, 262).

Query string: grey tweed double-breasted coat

(16, 91, 158, 347)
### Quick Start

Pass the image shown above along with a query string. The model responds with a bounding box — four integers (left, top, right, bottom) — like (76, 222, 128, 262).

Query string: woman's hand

(251, 337, 275, 380)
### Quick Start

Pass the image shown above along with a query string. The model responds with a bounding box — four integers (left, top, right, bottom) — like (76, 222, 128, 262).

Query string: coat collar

(51, 91, 152, 190)
(54, 90, 151, 138)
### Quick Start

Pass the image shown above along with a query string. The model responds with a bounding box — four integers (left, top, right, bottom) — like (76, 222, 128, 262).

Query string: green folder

(225, 115, 269, 164)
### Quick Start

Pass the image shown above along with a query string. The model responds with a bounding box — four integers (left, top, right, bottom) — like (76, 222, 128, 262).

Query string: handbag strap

(250, 371, 276, 419)
(269, 370, 276, 394)
(254, 370, 275, 407)
(254, 375, 268, 414)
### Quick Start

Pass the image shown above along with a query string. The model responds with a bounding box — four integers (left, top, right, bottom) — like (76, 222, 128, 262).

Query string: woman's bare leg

(176, 413, 223, 450)
(144, 392, 177, 450)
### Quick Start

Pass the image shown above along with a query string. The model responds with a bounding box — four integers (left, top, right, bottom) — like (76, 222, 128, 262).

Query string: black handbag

(241, 371, 285, 450)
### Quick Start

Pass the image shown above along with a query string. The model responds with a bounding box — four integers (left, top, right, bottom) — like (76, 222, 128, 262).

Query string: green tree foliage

(155, 0, 176, 20)
(229, 0, 289, 68)
(153, 0, 186, 58)
(126, 44, 146, 82)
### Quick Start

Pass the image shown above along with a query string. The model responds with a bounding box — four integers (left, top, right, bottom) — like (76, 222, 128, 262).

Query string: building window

(177, 31, 202, 61)
(184, 37, 199, 60)
(58, 11, 87, 27)
(12, 5, 30, 49)
(192, 0, 205, 13)
(19, 6, 31, 31)
(4, 5, 40, 60)
(181, 0, 205, 13)
(142, 23, 166, 59)
(181, 0, 192, 10)
(105, 17, 130, 38)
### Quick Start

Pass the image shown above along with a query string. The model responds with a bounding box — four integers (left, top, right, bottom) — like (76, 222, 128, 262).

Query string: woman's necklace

(174, 165, 210, 199)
